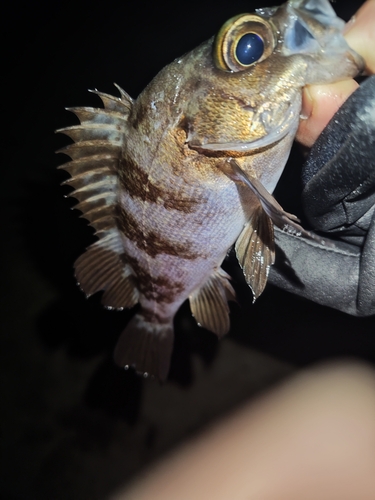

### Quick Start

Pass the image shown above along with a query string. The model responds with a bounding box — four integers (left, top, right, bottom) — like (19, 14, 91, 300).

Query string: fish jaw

(191, 97, 301, 153)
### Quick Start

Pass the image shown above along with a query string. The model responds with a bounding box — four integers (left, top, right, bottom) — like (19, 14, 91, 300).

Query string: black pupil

(235, 33, 264, 65)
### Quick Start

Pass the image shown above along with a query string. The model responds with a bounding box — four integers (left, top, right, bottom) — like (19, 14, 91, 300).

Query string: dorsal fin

(89, 84, 133, 113)
(57, 85, 139, 310)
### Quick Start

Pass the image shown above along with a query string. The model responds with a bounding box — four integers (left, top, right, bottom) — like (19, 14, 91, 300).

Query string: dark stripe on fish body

(119, 157, 199, 214)
(142, 308, 175, 324)
(124, 254, 185, 303)
(129, 103, 148, 129)
(117, 206, 199, 260)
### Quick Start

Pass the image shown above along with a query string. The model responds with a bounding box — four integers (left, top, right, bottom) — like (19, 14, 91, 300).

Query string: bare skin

(112, 363, 375, 500)
(296, 0, 375, 147)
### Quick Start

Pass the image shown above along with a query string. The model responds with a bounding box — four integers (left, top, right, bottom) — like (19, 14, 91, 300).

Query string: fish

(58, 0, 363, 380)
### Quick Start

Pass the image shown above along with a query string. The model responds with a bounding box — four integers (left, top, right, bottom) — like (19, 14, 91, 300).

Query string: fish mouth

(194, 99, 300, 153)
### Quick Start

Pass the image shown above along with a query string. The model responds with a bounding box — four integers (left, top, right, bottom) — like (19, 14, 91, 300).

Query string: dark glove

(268, 75, 375, 316)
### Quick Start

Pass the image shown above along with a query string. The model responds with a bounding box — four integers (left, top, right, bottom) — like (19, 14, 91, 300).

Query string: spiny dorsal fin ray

(58, 155, 117, 176)
(74, 195, 115, 215)
(64, 106, 128, 126)
(62, 166, 115, 189)
(79, 204, 114, 222)
(88, 216, 116, 233)
(58, 86, 138, 310)
(58, 140, 122, 160)
(70, 178, 117, 197)
(189, 268, 236, 338)
(113, 83, 134, 105)
(57, 124, 123, 143)
(68, 188, 116, 205)
(89, 84, 133, 113)
(235, 205, 275, 302)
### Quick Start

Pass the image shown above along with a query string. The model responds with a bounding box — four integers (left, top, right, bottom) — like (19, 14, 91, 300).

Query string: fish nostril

(284, 17, 318, 54)
(242, 104, 256, 111)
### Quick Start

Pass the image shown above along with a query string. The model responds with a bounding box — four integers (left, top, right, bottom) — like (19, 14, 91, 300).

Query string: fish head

(182, 0, 364, 154)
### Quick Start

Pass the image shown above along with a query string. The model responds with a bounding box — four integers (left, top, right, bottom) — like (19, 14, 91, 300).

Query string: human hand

(297, 0, 375, 148)
(268, 1, 375, 316)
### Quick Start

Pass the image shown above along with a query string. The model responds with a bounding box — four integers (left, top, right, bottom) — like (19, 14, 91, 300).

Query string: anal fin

(189, 268, 236, 338)
(235, 205, 275, 301)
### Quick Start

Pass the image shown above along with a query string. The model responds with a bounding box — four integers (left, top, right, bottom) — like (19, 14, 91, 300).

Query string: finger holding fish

(297, 0, 375, 147)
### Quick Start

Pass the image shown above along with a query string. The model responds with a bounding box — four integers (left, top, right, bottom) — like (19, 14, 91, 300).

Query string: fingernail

(343, 15, 357, 35)
(300, 86, 313, 120)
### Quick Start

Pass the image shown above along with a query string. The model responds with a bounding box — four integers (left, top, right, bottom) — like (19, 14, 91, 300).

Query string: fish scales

(58, 0, 364, 380)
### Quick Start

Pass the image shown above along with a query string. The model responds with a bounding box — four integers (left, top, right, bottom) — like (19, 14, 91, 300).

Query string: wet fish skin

(58, 0, 364, 380)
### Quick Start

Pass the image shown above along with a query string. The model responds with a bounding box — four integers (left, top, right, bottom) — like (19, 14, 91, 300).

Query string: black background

(2, 1, 374, 498)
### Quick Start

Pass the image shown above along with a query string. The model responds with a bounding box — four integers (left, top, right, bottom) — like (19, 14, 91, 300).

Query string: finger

(344, 0, 375, 74)
(296, 0, 375, 148)
(296, 79, 359, 148)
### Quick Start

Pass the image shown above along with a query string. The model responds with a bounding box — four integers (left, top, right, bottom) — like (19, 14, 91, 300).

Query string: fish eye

(213, 14, 275, 72)
(235, 33, 264, 65)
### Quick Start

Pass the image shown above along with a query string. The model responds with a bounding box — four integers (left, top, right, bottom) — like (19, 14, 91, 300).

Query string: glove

(268, 75, 375, 316)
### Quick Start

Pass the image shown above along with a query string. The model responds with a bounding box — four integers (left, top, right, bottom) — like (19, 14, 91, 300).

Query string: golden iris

(213, 14, 275, 72)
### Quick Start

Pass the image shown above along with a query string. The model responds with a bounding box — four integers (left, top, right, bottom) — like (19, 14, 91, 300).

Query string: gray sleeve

(269, 76, 375, 316)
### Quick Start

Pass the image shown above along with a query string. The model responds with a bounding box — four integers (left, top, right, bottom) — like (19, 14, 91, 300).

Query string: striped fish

(58, 0, 363, 380)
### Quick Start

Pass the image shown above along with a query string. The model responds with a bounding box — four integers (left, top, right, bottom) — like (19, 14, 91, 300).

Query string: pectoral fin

(218, 158, 334, 247)
(235, 205, 275, 301)
(189, 268, 236, 337)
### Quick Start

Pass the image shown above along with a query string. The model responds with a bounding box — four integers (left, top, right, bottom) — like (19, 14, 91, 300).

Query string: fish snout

(274, 0, 365, 85)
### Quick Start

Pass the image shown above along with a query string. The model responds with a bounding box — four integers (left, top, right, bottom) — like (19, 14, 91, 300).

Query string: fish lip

(200, 127, 290, 152)
(198, 101, 300, 152)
